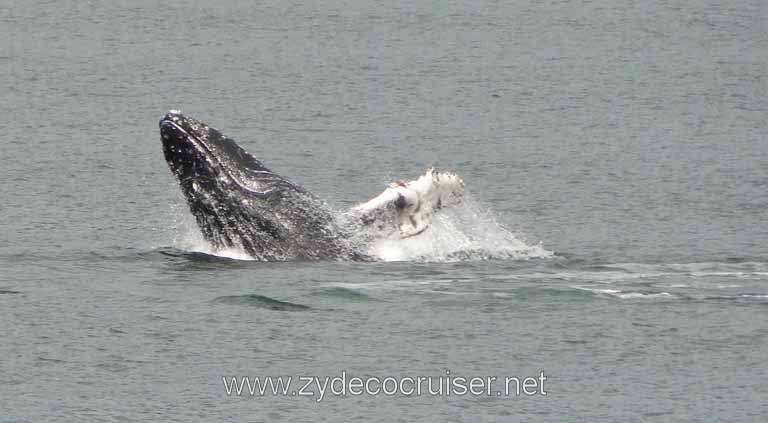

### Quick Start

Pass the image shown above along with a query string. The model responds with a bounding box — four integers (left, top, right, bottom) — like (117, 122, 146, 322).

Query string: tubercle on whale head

(159, 111, 213, 149)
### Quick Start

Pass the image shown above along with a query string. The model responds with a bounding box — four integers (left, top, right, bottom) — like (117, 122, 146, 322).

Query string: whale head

(159, 111, 347, 260)
(159, 111, 292, 194)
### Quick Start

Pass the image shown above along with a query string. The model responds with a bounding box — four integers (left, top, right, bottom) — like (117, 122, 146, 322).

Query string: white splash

(366, 192, 552, 262)
(168, 200, 256, 261)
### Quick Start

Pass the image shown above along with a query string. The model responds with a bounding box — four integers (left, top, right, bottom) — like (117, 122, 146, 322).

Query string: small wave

(310, 287, 380, 302)
(326, 279, 451, 292)
(192, 247, 255, 261)
(615, 292, 674, 299)
(573, 286, 676, 299)
(497, 267, 768, 284)
(212, 294, 310, 311)
(171, 240, 255, 262)
(573, 287, 621, 294)
(590, 261, 768, 275)
(705, 294, 768, 301)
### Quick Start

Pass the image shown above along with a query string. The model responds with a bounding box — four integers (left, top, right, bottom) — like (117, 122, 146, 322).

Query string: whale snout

(159, 110, 211, 143)
(159, 110, 185, 130)
(159, 111, 202, 175)
(159, 111, 202, 147)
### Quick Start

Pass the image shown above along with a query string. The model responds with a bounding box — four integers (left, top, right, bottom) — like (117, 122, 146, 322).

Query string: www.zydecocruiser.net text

(223, 370, 547, 402)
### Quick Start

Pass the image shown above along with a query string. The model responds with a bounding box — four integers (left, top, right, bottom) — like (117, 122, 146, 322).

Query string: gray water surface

(1, 0, 767, 421)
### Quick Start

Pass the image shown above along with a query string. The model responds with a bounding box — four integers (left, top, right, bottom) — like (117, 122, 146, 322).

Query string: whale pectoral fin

(348, 187, 401, 226)
(347, 169, 465, 239)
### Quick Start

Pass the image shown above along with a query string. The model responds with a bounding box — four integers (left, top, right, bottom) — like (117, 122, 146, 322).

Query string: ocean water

(1, 0, 767, 421)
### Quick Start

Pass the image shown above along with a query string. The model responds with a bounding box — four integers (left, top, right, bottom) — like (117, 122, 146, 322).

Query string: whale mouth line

(161, 119, 284, 198)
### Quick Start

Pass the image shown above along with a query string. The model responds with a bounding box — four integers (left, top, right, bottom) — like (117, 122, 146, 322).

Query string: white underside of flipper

(349, 168, 465, 238)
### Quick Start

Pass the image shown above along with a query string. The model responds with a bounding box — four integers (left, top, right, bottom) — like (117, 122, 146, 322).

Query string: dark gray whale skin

(159, 111, 360, 260)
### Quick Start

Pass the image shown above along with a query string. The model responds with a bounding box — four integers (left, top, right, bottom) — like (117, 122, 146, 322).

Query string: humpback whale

(160, 111, 464, 260)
